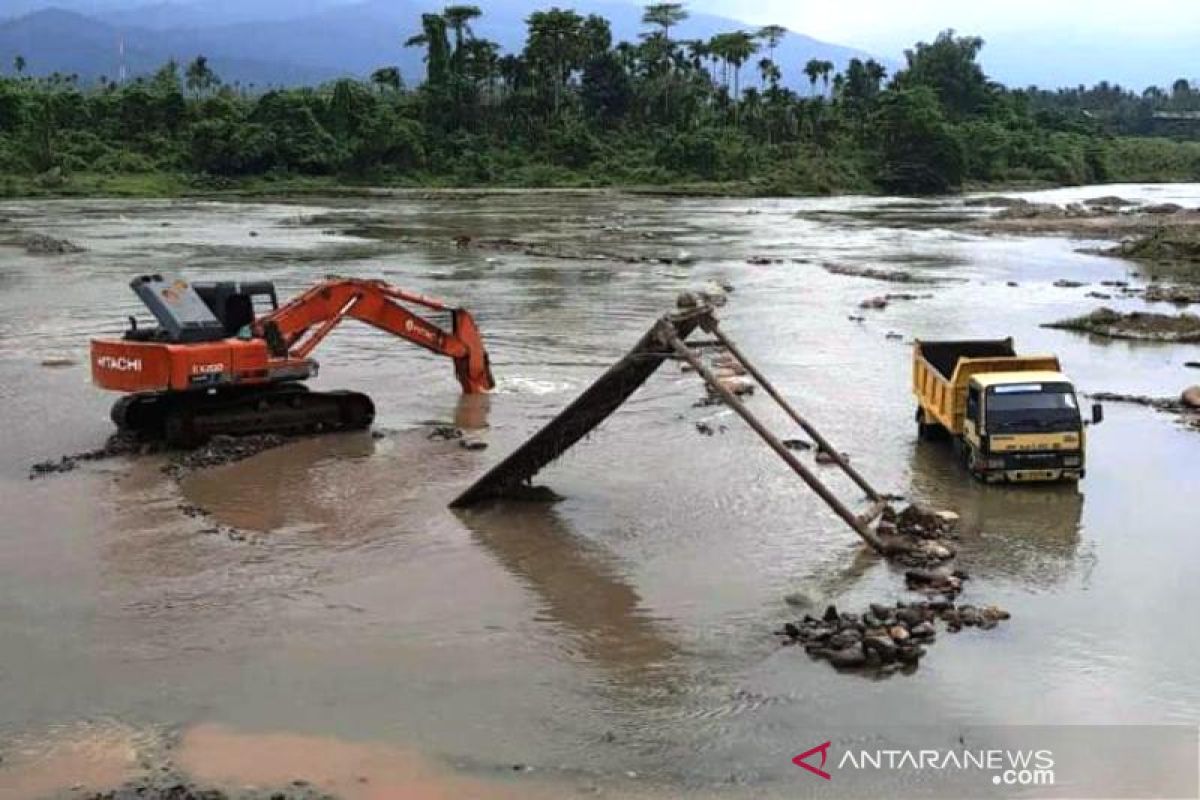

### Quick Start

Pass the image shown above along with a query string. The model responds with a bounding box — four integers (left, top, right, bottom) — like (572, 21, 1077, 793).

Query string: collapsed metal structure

(451, 297, 889, 553)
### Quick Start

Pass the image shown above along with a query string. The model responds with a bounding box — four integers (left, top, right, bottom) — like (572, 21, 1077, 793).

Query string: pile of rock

(1143, 284, 1200, 305)
(777, 599, 1010, 676)
(427, 424, 488, 450)
(29, 432, 160, 477)
(22, 232, 86, 255)
(687, 347, 754, 399)
(877, 503, 961, 567)
(1043, 307, 1200, 342)
(823, 262, 936, 284)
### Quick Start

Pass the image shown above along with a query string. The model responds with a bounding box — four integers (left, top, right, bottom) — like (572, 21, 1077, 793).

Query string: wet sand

(2, 183, 1200, 797)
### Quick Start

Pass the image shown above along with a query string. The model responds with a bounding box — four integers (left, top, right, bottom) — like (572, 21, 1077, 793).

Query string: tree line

(1, 3, 1198, 196)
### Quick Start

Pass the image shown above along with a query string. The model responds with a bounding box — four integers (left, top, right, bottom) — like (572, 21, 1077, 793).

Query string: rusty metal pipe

(666, 332, 885, 554)
(707, 323, 882, 502)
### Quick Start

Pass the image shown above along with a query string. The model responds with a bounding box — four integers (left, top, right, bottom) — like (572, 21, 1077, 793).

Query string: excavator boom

(257, 278, 494, 393)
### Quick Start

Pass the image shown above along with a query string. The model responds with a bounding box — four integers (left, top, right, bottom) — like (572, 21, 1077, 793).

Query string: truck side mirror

(1091, 403, 1103, 425)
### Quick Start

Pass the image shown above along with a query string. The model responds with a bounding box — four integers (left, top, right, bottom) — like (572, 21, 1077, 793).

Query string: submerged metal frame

(451, 301, 887, 553)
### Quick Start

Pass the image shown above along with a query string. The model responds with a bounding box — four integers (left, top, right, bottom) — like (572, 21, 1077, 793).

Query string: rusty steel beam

(665, 330, 886, 554)
(707, 322, 882, 503)
(450, 307, 708, 507)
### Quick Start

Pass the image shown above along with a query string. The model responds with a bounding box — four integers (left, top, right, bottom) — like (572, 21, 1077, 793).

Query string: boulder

(827, 629, 862, 649)
(981, 605, 1011, 622)
(862, 635, 897, 663)
(815, 449, 849, 465)
(1182, 386, 1200, 409)
(869, 603, 895, 622)
(1082, 195, 1136, 208)
(1144, 203, 1183, 215)
(826, 643, 867, 669)
(933, 510, 960, 527)
(896, 644, 926, 664)
(714, 376, 755, 396)
(910, 621, 936, 639)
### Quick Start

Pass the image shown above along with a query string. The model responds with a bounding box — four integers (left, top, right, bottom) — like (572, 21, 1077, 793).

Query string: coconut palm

(443, 5, 482, 74)
(642, 3, 688, 41)
(803, 58, 822, 96)
(756, 25, 786, 62)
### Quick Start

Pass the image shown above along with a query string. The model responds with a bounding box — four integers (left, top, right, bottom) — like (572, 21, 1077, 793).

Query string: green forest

(2, 3, 1199, 197)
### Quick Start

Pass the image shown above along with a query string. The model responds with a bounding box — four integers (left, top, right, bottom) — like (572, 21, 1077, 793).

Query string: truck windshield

(986, 383, 1080, 433)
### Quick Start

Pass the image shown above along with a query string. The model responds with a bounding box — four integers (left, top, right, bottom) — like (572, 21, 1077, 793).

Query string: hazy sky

(692, 0, 1199, 86)
(694, 0, 1200, 53)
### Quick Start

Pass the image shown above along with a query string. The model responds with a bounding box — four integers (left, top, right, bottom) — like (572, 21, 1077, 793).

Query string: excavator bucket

(452, 308, 496, 394)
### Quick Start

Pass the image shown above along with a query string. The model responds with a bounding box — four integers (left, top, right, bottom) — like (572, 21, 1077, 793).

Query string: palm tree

(184, 55, 218, 97)
(406, 13, 451, 87)
(722, 31, 757, 101)
(443, 5, 482, 73)
(756, 25, 786, 63)
(818, 60, 835, 94)
(757, 57, 779, 90)
(803, 58, 822, 96)
(524, 8, 585, 116)
(13, 54, 25, 76)
(683, 39, 707, 72)
(642, 3, 688, 41)
(370, 66, 402, 93)
(865, 59, 887, 90)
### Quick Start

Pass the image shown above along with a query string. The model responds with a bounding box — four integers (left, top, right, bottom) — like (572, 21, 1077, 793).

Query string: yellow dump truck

(912, 338, 1101, 482)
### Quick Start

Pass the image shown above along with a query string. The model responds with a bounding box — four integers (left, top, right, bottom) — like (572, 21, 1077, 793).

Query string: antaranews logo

(792, 741, 832, 780)
(792, 741, 1055, 787)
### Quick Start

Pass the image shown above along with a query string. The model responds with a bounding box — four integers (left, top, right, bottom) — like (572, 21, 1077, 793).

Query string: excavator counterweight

(91, 274, 494, 446)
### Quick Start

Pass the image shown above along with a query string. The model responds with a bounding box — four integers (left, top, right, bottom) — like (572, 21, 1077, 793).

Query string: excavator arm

(256, 278, 494, 394)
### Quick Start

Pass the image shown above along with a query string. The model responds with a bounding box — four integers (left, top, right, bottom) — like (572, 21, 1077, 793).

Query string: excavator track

(112, 383, 375, 447)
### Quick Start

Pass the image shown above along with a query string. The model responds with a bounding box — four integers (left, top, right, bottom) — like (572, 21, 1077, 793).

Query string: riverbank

(0, 152, 1196, 202)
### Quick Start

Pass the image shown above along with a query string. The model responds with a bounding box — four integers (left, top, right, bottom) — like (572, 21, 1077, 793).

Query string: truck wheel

(916, 408, 935, 440)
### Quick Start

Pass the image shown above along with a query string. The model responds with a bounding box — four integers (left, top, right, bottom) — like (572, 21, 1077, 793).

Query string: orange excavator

(91, 274, 494, 445)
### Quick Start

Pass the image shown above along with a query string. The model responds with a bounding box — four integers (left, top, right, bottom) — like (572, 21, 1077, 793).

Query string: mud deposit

(2, 183, 1200, 799)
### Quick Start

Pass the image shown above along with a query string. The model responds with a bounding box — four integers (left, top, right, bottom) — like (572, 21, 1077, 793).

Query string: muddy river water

(1, 184, 1199, 798)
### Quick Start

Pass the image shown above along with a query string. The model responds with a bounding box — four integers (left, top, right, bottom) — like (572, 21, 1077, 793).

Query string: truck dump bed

(913, 338, 1061, 434)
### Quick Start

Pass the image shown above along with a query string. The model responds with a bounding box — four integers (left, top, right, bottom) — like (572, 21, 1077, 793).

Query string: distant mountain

(0, 0, 884, 89)
(0, 8, 339, 84)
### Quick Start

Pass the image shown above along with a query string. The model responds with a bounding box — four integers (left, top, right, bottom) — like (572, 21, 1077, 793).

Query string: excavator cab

(124, 275, 279, 342)
(192, 280, 279, 337)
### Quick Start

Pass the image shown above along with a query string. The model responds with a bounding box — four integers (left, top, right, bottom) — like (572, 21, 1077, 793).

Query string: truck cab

(963, 371, 1090, 482)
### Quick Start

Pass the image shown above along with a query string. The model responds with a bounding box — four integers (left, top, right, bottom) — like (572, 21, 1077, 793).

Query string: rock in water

(862, 636, 897, 663)
(1182, 386, 1200, 409)
(22, 233, 86, 255)
(827, 644, 867, 669)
